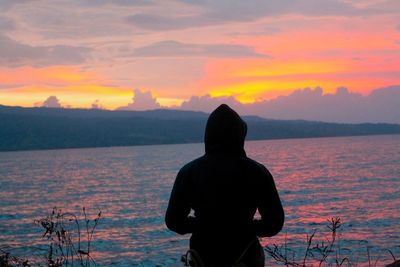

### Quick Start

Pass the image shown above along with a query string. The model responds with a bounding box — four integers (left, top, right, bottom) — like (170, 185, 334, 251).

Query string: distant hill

(1, 105, 400, 152)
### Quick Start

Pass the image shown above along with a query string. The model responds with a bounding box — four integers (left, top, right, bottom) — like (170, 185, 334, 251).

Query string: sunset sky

(0, 0, 399, 115)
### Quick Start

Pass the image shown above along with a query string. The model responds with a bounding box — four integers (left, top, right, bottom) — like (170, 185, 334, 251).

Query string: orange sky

(0, 1, 399, 110)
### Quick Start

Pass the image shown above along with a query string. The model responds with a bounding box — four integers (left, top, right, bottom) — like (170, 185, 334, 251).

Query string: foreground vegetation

(263, 217, 399, 267)
(0, 207, 101, 267)
(1, 210, 398, 266)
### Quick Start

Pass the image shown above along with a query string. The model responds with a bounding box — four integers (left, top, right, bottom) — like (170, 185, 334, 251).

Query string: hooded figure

(165, 104, 284, 266)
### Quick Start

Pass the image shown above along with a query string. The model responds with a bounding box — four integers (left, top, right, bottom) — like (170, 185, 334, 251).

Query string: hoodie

(204, 104, 247, 155)
(165, 104, 284, 266)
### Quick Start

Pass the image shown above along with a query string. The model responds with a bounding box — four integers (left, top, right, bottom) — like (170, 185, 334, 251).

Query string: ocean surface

(0, 135, 399, 266)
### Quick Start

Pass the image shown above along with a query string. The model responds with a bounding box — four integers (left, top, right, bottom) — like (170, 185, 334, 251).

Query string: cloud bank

(249, 86, 400, 123)
(33, 86, 400, 124)
(0, 34, 90, 67)
(133, 40, 268, 58)
(119, 86, 400, 124)
(126, 0, 374, 31)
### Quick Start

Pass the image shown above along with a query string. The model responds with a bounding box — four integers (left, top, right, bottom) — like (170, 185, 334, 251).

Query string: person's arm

(165, 167, 196, 235)
(252, 166, 284, 237)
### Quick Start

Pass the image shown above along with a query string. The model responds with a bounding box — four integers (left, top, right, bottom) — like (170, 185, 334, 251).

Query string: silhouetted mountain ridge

(1, 105, 399, 152)
(0, 105, 209, 119)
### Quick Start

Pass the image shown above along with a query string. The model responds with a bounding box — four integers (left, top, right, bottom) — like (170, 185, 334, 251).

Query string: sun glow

(157, 97, 185, 107)
(0, 66, 99, 85)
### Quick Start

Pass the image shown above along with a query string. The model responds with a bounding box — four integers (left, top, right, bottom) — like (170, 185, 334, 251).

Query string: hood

(204, 104, 247, 155)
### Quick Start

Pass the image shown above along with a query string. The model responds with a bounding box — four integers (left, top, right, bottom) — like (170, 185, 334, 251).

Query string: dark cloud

(226, 26, 281, 37)
(1, 0, 149, 10)
(117, 89, 161, 111)
(364, 0, 400, 14)
(5, 1, 149, 40)
(200, 0, 364, 21)
(32, 11, 130, 39)
(177, 86, 400, 124)
(1, 1, 154, 41)
(70, 0, 152, 7)
(0, 0, 33, 10)
(126, 14, 214, 31)
(127, 0, 371, 31)
(132, 40, 269, 58)
(0, 17, 16, 32)
(42, 96, 62, 108)
(0, 34, 91, 67)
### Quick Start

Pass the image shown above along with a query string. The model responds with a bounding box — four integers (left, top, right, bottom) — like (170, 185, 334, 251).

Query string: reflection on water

(0, 135, 399, 266)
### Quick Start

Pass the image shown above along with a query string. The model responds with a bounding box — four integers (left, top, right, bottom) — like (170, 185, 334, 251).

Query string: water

(0, 135, 399, 266)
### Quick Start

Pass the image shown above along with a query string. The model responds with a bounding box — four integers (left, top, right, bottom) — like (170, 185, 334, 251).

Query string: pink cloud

(117, 89, 161, 111)
(42, 96, 62, 108)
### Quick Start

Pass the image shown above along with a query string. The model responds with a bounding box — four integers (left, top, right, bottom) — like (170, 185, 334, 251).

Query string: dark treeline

(1, 105, 400, 152)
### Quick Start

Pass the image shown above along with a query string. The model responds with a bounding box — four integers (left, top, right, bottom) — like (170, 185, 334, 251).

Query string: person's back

(165, 104, 284, 266)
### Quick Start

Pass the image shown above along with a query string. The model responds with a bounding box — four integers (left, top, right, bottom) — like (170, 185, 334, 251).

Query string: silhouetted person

(165, 104, 284, 266)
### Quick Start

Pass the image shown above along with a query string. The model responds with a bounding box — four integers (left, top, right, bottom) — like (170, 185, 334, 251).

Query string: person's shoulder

(242, 156, 264, 168)
(243, 156, 272, 176)
(178, 155, 207, 173)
